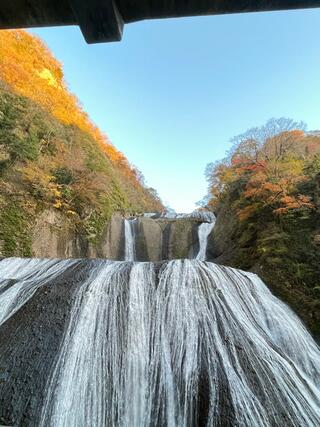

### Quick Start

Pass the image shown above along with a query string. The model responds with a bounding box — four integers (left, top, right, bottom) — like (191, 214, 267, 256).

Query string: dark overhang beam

(1, 0, 320, 43)
(70, 0, 124, 43)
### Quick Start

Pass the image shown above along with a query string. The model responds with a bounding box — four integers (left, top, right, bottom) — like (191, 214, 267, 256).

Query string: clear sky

(33, 8, 320, 212)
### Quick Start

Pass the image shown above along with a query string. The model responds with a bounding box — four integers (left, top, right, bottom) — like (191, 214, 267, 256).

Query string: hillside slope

(0, 30, 163, 257)
(206, 119, 320, 338)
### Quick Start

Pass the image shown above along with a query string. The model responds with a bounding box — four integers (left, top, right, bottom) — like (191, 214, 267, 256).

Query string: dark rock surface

(0, 259, 92, 426)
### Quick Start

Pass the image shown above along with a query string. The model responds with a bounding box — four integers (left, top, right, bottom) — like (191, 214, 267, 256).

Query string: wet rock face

(31, 210, 87, 259)
(132, 217, 200, 261)
(90, 213, 124, 260)
(0, 259, 94, 426)
(91, 214, 202, 261)
(30, 211, 125, 260)
(31, 212, 203, 261)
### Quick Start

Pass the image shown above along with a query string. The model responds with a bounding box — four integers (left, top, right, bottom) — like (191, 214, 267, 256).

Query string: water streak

(124, 219, 136, 261)
(196, 219, 215, 261)
(0, 257, 78, 326)
(39, 259, 320, 427)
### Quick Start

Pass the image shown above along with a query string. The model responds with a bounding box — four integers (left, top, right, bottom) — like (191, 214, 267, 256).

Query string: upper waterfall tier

(148, 210, 216, 223)
(119, 212, 216, 262)
(0, 257, 319, 426)
(27, 210, 216, 260)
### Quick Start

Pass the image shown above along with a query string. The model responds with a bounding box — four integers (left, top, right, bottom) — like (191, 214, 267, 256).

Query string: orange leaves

(0, 31, 104, 159)
(236, 151, 312, 216)
(0, 29, 158, 203)
(298, 194, 313, 204)
(244, 180, 280, 198)
(242, 162, 266, 172)
(238, 204, 259, 221)
(243, 172, 281, 202)
(243, 172, 313, 216)
(207, 129, 319, 220)
(289, 130, 305, 138)
(262, 182, 281, 193)
(233, 159, 266, 174)
(280, 195, 296, 205)
(273, 195, 314, 215)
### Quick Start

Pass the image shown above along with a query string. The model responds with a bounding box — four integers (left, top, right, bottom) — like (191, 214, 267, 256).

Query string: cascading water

(1, 258, 320, 426)
(0, 257, 78, 326)
(1, 211, 320, 426)
(124, 219, 136, 261)
(196, 216, 216, 261)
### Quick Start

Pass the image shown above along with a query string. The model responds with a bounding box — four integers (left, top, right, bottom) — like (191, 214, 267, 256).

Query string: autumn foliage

(204, 119, 320, 336)
(0, 29, 159, 200)
(0, 30, 163, 256)
(206, 120, 319, 219)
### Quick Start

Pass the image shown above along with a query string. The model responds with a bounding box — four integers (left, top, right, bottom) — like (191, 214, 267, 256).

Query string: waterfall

(196, 217, 216, 261)
(16, 259, 317, 427)
(124, 212, 216, 261)
(124, 219, 136, 261)
(1, 212, 320, 425)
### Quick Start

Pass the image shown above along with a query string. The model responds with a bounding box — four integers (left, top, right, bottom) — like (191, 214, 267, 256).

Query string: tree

(229, 118, 306, 155)
(205, 118, 314, 218)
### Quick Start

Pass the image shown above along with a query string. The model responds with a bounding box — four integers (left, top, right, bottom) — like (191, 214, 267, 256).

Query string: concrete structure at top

(1, 0, 320, 43)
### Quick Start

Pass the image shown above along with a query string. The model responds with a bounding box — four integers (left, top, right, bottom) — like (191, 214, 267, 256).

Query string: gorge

(1, 26, 320, 427)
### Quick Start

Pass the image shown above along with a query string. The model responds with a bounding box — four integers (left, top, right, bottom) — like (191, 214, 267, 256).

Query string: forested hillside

(206, 119, 320, 337)
(0, 30, 163, 257)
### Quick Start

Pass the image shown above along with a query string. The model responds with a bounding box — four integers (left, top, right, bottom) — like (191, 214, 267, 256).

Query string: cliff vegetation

(0, 30, 163, 256)
(205, 118, 320, 337)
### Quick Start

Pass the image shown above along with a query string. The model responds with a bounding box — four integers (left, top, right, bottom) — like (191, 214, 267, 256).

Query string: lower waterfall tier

(0, 258, 319, 426)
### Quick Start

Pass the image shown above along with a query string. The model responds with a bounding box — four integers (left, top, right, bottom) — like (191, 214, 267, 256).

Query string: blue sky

(33, 8, 320, 212)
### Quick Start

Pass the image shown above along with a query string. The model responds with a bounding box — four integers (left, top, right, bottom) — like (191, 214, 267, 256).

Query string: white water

(159, 210, 216, 222)
(36, 259, 320, 427)
(124, 219, 136, 261)
(1, 212, 320, 425)
(0, 257, 77, 326)
(196, 220, 215, 261)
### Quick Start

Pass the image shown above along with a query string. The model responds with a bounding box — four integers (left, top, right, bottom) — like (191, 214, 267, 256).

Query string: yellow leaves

(53, 200, 62, 209)
(0, 29, 146, 194)
(52, 188, 61, 198)
(18, 163, 53, 188)
(37, 68, 60, 88)
(268, 157, 304, 178)
(220, 166, 237, 185)
(18, 163, 70, 210)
